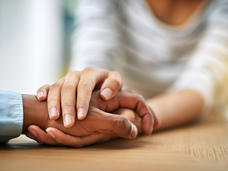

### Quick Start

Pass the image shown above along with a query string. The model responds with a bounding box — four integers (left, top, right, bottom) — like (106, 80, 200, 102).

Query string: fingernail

(131, 124, 138, 138)
(49, 107, 58, 119)
(77, 108, 85, 120)
(37, 91, 44, 99)
(64, 114, 74, 127)
(46, 129, 55, 138)
(101, 88, 112, 100)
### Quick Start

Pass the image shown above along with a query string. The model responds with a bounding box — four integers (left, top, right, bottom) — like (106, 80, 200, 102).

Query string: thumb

(89, 108, 138, 139)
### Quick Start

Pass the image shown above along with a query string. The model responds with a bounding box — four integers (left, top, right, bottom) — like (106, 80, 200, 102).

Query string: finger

(141, 110, 153, 135)
(47, 79, 64, 120)
(36, 84, 50, 101)
(100, 71, 122, 101)
(145, 106, 158, 132)
(116, 108, 142, 135)
(120, 94, 153, 135)
(135, 101, 153, 136)
(89, 108, 138, 139)
(61, 71, 80, 128)
(25, 132, 38, 141)
(76, 68, 108, 120)
(99, 90, 154, 135)
(139, 105, 158, 135)
(115, 108, 136, 123)
(46, 127, 114, 147)
(27, 125, 58, 145)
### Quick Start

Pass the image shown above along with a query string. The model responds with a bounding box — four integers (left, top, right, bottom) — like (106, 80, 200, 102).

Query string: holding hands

(25, 68, 157, 147)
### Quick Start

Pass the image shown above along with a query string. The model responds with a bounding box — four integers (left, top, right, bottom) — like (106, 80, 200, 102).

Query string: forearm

(22, 94, 48, 133)
(147, 89, 204, 131)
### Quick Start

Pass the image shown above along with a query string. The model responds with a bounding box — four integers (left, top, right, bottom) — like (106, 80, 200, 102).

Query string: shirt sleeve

(169, 1, 228, 111)
(70, 0, 120, 71)
(0, 90, 23, 143)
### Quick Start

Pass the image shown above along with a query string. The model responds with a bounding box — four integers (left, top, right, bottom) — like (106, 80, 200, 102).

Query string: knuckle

(66, 70, 79, 78)
(40, 84, 49, 90)
(43, 84, 50, 88)
(79, 81, 93, 91)
(48, 100, 59, 107)
(62, 84, 74, 91)
(114, 117, 131, 135)
(95, 68, 107, 75)
(108, 78, 121, 89)
(37, 88, 43, 94)
(49, 84, 56, 91)
(126, 90, 145, 101)
(62, 104, 75, 112)
(47, 93, 59, 102)
(83, 67, 94, 73)
(56, 80, 64, 87)
(111, 71, 121, 78)
(62, 82, 75, 91)
(137, 94, 145, 101)
(124, 89, 136, 94)
(50, 82, 62, 91)
(37, 84, 48, 93)
(111, 71, 122, 80)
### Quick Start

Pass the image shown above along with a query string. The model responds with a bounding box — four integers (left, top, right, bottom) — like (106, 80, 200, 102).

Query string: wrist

(22, 94, 48, 133)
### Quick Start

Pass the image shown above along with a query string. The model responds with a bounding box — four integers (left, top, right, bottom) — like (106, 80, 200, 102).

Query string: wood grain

(1, 108, 228, 171)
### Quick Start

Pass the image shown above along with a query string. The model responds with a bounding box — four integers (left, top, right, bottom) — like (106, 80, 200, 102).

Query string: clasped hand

(25, 68, 157, 147)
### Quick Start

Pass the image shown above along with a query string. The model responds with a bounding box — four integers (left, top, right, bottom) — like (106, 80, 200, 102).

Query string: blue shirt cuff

(0, 90, 23, 143)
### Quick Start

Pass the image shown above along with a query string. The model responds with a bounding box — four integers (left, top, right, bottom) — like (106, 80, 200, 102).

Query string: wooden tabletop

(1, 108, 228, 171)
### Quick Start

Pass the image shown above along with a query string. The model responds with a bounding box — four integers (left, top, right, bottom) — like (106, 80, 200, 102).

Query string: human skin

(37, 68, 154, 136)
(37, 68, 124, 127)
(22, 96, 135, 138)
(127, 0, 206, 130)
(27, 87, 204, 148)
(147, 89, 204, 131)
(26, 108, 142, 147)
(23, 90, 156, 146)
(29, 88, 203, 145)
(36, 69, 155, 136)
(30, 0, 206, 146)
(146, 0, 208, 26)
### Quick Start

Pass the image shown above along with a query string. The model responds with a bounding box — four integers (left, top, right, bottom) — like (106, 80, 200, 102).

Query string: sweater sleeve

(170, 0, 228, 110)
(0, 90, 23, 143)
(70, 0, 120, 71)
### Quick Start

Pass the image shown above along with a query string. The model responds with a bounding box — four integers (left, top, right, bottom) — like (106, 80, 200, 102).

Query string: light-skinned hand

(36, 68, 122, 127)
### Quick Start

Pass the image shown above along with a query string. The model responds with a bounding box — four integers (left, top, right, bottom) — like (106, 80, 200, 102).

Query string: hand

(89, 90, 156, 135)
(26, 108, 142, 147)
(37, 85, 155, 135)
(36, 68, 122, 127)
(36, 69, 155, 135)
(25, 90, 157, 147)
(22, 94, 140, 141)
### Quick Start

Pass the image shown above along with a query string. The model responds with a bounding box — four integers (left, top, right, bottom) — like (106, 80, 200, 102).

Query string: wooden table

(1, 109, 228, 171)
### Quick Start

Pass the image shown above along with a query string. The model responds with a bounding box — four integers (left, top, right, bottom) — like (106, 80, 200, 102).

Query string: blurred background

(0, 0, 79, 94)
(0, 0, 227, 114)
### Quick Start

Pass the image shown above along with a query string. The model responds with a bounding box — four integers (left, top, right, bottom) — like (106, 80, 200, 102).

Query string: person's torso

(111, 0, 213, 98)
